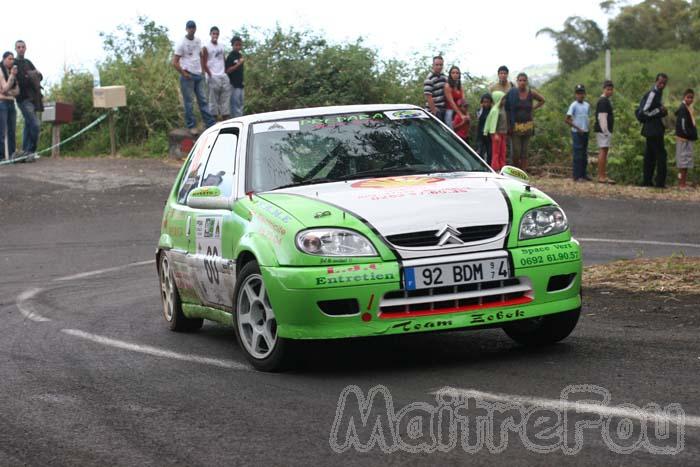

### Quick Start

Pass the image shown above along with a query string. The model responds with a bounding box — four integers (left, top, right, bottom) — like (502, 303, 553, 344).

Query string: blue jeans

(18, 99, 40, 153)
(230, 87, 244, 117)
(180, 73, 215, 129)
(572, 132, 589, 179)
(0, 100, 17, 159)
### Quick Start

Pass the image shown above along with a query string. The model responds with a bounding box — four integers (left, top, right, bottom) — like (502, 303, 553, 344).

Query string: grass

(584, 256, 700, 294)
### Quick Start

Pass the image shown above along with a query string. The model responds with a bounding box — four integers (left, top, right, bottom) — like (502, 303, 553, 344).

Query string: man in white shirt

(172, 20, 215, 132)
(202, 26, 231, 121)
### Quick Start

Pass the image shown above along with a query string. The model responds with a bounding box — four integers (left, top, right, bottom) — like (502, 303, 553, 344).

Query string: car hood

(271, 173, 511, 235)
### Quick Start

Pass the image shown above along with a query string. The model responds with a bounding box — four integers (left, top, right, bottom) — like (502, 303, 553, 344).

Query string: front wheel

(233, 261, 293, 372)
(502, 308, 580, 346)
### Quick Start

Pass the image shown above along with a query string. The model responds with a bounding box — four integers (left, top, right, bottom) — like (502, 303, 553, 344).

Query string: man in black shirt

(14, 40, 42, 157)
(594, 80, 615, 184)
(225, 37, 245, 117)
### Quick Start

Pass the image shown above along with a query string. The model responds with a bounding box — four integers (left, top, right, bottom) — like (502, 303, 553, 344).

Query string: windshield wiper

(271, 177, 341, 191)
(336, 166, 434, 181)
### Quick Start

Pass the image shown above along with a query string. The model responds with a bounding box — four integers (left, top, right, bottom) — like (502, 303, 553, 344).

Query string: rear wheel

(233, 261, 293, 372)
(159, 253, 203, 332)
(503, 308, 580, 346)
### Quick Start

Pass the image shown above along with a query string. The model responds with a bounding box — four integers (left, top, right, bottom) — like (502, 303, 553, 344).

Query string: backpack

(635, 94, 648, 123)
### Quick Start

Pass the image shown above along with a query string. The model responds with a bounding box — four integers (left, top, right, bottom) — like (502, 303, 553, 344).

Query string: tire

(159, 252, 203, 332)
(502, 308, 580, 346)
(233, 261, 293, 372)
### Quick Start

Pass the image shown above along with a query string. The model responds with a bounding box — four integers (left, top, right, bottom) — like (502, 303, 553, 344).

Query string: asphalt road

(1, 158, 699, 466)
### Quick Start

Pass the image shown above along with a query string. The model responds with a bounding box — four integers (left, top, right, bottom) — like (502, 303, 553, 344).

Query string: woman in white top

(0, 51, 19, 159)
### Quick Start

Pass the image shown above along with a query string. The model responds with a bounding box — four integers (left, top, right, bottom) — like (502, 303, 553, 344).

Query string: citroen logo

(436, 224, 464, 246)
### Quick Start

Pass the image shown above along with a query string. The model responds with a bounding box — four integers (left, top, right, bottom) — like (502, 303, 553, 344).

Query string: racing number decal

(204, 246, 220, 284)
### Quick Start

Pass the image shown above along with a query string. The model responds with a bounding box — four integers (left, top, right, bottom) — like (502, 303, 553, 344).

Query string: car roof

(218, 104, 425, 127)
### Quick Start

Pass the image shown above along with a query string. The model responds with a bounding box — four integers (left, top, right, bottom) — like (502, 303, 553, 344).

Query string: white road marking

(62, 329, 249, 371)
(578, 237, 700, 249)
(16, 287, 51, 322)
(53, 260, 154, 282)
(434, 388, 700, 428)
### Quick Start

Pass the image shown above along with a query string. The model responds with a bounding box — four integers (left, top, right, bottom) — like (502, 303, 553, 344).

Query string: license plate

(404, 258, 511, 290)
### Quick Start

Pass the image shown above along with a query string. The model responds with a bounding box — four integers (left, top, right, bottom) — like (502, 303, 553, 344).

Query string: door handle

(186, 215, 191, 238)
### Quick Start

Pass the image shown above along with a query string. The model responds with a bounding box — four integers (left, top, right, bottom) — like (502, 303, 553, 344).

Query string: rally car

(157, 105, 582, 371)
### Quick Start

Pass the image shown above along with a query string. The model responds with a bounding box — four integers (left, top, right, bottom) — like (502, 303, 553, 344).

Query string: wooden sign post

(93, 86, 127, 156)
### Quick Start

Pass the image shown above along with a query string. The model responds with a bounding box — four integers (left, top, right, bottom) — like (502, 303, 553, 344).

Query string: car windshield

(247, 109, 490, 192)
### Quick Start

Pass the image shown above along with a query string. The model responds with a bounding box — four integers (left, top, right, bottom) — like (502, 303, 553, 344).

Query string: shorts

(207, 75, 232, 117)
(676, 139, 694, 168)
(595, 132, 612, 149)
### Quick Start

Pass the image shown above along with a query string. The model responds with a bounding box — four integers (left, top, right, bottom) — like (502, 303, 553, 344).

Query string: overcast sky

(5, 0, 620, 86)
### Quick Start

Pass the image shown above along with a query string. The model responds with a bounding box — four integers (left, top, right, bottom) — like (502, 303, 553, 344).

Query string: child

(484, 91, 507, 171)
(565, 84, 591, 182)
(675, 88, 697, 189)
(452, 99, 471, 144)
(476, 93, 493, 164)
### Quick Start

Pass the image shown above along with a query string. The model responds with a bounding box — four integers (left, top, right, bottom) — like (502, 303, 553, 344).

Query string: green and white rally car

(157, 105, 582, 371)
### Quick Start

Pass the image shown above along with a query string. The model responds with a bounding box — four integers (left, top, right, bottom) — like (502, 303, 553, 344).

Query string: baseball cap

(575, 84, 586, 93)
(186, 20, 196, 29)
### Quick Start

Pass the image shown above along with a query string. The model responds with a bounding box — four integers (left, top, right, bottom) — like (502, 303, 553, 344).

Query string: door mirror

(499, 165, 529, 183)
(187, 186, 232, 210)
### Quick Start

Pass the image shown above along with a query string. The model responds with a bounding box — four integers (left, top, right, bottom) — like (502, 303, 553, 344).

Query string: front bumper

(263, 240, 582, 339)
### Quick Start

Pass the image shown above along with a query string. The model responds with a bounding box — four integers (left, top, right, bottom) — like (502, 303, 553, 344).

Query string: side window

(200, 130, 238, 197)
(177, 133, 217, 204)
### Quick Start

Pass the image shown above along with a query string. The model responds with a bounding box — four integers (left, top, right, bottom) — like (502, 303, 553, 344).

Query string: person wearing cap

(225, 36, 245, 117)
(202, 26, 231, 121)
(565, 84, 592, 182)
(172, 20, 216, 132)
(594, 80, 615, 184)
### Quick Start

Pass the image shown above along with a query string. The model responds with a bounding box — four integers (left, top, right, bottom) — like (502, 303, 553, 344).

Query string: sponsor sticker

(385, 109, 429, 120)
(253, 121, 301, 134)
(351, 176, 445, 189)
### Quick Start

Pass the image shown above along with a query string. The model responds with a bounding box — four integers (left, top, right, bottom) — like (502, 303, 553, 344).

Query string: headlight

(296, 229, 378, 257)
(519, 206, 568, 240)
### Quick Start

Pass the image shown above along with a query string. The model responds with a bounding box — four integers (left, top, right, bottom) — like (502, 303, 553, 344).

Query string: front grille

(386, 225, 505, 248)
(378, 277, 532, 319)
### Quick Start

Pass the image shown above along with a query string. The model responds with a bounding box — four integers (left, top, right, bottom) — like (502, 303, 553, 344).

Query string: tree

(608, 0, 699, 50)
(536, 17, 606, 73)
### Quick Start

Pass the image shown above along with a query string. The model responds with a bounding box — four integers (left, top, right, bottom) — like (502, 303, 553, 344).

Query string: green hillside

(530, 48, 700, 185)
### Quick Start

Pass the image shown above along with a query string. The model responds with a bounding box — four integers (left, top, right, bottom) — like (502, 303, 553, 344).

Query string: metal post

(51, 124, 61, 158)
(605, 49, 611, 80)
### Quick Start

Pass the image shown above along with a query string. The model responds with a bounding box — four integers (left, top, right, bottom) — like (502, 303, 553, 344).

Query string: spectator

(202, 27, 231, 121)
(565, 84, 591, 182)
(0, 52, 19, 160)
(488, 65, 514, 94)
(452, 99, 471, 144)
(505, 72, 544, 171)
(489, 66, 514, 162)
(225, 36, 245, 118)
(594, 80, 615, 184)
(484, 90, 507, 171)
(14, 40, 42, 158)
(423, 56, 447, 122)
(638, 73, 669, 188)
(476, 93, 493, 164)
(675, 88, 696, 189)
(172, 20, 215, 133)
(444, 66, 464, 129)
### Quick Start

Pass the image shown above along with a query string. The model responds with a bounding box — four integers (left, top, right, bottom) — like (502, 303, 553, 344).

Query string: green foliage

(42, 16, 179, 156)
(236, 26, 423, 114)
(530, 48, 700, 185)
(536, 17, 606, 73)
(608, 0, 700, 50)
